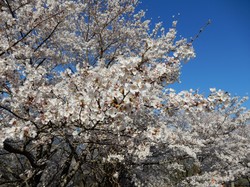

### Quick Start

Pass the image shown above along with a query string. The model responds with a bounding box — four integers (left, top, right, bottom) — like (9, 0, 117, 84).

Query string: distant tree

(0, 0, 249, 186)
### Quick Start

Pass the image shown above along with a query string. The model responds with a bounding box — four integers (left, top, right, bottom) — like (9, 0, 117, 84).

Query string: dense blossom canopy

(0, 0, 249, 186)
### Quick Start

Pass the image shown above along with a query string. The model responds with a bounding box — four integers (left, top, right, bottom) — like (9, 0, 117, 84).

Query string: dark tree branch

(189, 19, 211, 44)
(0, 11, 64, 57)
(35, 58, 47, 69)
(0, 28, 34, 56)
(60, 161, 81, 187)
(5, 0, 15, 18)
(3, 140, 40, 168)
(0, 105, 27, 121)
(34, 21, 62, 52)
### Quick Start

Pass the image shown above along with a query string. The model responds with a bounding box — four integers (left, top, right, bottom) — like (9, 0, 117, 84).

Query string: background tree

(0, 0, 249, 186)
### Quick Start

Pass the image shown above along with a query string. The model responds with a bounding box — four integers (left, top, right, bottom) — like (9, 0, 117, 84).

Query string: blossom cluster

(0, 0, 249, 186)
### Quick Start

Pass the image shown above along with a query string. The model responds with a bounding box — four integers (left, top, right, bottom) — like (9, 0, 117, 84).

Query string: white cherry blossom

(0, 0, 249, 186)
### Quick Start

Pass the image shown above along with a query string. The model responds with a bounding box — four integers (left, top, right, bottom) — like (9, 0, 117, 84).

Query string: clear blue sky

(138, 0, 250, 108)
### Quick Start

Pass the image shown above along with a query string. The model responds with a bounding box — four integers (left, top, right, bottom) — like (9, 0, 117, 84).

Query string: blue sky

(138, 0, 250, 108)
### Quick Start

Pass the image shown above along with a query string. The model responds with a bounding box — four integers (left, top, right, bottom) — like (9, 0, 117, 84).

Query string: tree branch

(34, 21, 62, 52)
(0, 11, 64, 57)
(0, 105, 27, 121)
(3, 140, 40, 168)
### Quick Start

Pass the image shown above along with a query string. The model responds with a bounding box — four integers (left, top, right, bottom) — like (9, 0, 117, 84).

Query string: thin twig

(189, 19, 211, 44)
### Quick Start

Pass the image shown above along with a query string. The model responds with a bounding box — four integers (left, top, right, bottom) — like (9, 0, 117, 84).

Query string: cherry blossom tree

(0, 0, 249, 186)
